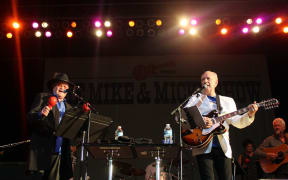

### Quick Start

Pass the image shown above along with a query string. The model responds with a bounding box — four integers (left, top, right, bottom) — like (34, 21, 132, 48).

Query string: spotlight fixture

(94, 20, 102, 28)
(71, 21, 77, 28)
(220, 27, 228, 35)
(155, 19, 162, 27)
(95, 29, 103, 37)
(275, 17, 283, 24)
(242, 27, 249, 34)
(12, 22, 20, 29)
(32, 22, 39, 29)
(215, 19, 222, 25)
(66, 31, 73, 38)
(104, 21, 111, 27)
(246, 19, 253, 24)
(6, 32, 13, 38)
(128, 20, 135, 27)
(283, 26, 288, 33)
(35, 31, 42, 37)
(106, 30, 113, 37)
(42, 22, 49, 28)
(252, 26, 260, 33)
(45, 31, 52, 37)
(178, 29, 185, 35)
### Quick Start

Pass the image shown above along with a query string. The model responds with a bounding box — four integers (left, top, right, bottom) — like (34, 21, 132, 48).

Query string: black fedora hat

(47, 72, 74, 90)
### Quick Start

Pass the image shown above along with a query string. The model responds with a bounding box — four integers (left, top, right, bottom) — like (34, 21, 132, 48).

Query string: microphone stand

(70, 90, 98, 180)
(170, 87, 203, 180)
(0, 139, 31, 151)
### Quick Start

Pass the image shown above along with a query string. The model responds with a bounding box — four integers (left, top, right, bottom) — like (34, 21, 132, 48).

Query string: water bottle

(115, 126, 124, 140)
(163, 124, 173, 144)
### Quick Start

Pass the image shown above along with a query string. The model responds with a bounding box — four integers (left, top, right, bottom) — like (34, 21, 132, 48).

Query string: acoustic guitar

(182, 98, 279, 149)
(259, 144, 288, 173)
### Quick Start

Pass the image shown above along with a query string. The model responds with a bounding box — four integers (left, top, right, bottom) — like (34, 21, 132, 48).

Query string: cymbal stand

(103, 148, 120, 180)
(150, 147, 165, 180)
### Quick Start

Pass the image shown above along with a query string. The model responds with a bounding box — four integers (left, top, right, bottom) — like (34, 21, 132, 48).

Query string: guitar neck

(215, 107, 250, 123)
(215, 102, 263, 123)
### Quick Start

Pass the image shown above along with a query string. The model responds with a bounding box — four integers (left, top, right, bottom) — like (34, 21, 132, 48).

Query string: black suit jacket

(27, 92, 73, 179)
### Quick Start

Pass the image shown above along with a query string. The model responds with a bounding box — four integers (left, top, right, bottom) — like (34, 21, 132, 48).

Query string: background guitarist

(184, 70, 258, 180)
(255, 117, 288, 178)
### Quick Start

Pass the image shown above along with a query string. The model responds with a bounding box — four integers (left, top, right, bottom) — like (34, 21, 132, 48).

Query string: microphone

(194, 84, 208, 94)
(64, 85, 80, 93)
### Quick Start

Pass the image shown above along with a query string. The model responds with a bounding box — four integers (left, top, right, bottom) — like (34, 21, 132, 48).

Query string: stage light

(66, 31, 73, 38)
(35, 31, 42, 37)
(95, 29, 103, 37)
(255, 18, 263, 25)
(156, 19, 162, 26)
(12, 22, 20, 29)
(106, 30, 113, 37)
(104, 21, 111, 27)
(178, 29, 185, 35)
(190, 19, 198, 26)
(275, 17, 283, 24)
(242, 27, 249, 34)
(42, 22, 49, 28)
(45, 31, 52, 37)
(71, 21, 77, 28)
(128, 20, 135, 27)
(136, 29, 144, 37)
(283, 26, 288, 33)
(94, 20, 102, 28)
(126, 29, 134, 37)
(252, 26, 260, 33)
(6, 32, 13, 38)
(32, 22, 39, 29)
(189, 28, 198, 35)
(246, 19, 253, 24)
(179, 18, 188, 27)
(147, 29, 156, 37)
(220, 27, 228, 35)
(215, 19, 222, 25)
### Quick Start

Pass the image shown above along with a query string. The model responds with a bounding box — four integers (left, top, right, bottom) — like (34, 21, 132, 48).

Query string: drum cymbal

(113, 161, 132, 169)
(120, 167, 146, 176)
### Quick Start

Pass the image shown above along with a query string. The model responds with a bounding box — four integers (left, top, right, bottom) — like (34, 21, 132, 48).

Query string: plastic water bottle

(115, 126, 124, 140)
(163, 124, 173, 144)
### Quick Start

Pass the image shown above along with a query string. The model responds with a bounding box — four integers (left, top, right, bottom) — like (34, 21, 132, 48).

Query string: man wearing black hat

(27, 72, 74, 180)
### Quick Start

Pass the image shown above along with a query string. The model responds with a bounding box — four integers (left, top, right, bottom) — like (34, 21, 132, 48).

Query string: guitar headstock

(258, 98, 280, 110)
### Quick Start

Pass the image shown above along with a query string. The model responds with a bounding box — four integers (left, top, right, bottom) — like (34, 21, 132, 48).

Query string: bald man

(184, 70, 258, 180)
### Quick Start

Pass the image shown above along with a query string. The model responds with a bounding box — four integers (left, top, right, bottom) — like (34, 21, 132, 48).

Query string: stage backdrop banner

(44, 55, 273, 178)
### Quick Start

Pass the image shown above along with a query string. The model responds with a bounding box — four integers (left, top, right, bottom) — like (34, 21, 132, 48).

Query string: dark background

(0, 0, 287, 176)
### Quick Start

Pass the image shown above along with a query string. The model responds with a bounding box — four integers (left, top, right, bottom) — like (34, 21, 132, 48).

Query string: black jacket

(27, 92, 73, 179)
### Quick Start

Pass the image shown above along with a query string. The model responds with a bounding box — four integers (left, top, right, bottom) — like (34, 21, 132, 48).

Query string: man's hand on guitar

(248, 101, 259, 118)
(203, 117, 213, 129)
(266, 152, 278, 161)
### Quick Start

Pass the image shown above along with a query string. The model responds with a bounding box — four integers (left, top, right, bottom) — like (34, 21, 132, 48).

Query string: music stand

(55, 107, 113, 180)
(182, 106, 205, 128)
(55, 107, 113, 141)
(134, 144, 178, 180)
(85, 143, 136, 180)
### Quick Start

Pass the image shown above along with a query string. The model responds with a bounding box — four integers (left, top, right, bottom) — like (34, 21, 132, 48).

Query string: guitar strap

(216, 94, 223, 114)
(285, 133, 288, 144)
